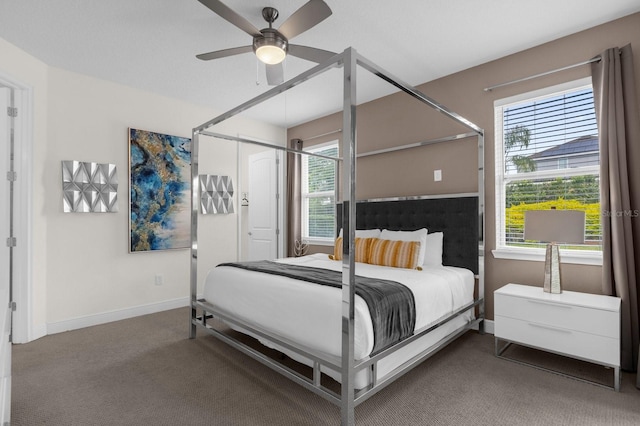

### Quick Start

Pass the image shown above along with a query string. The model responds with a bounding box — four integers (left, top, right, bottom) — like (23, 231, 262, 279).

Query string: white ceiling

(1, 0, 639, 128)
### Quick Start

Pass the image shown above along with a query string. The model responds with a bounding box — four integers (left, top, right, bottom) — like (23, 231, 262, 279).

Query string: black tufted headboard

(336, 196, 479, 274)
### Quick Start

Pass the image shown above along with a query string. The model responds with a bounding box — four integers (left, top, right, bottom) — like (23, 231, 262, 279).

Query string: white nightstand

(494, 283, 621, 391)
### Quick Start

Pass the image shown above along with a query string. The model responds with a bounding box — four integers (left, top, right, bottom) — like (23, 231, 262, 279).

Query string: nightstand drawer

(495, 315, 619, 366)
(495, 292, 619, 338)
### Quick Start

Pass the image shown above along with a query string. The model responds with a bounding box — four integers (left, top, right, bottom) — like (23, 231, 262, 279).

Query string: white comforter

(203, 253, 474, 360)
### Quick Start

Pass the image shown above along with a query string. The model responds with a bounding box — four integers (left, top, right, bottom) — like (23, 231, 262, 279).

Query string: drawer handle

(528, 322, 572, 334)
(527, 300, 572, 309)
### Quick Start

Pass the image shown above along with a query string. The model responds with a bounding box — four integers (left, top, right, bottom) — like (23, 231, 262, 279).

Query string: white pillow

(338, 228, 381, 239)
(423, 232, 444, 267)
(380, 228, 428, 266)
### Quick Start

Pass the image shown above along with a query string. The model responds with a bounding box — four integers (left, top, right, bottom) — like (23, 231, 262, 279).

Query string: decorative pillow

(332, 237, 374, 263)
(368, 238, 421, 270)
(380, 228, 428, 266)
(423, 232, 444, 267)
(338, 228, 381, 239)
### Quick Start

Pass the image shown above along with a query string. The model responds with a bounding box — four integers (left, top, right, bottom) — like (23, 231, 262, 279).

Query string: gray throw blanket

(217, 260, 416, 355)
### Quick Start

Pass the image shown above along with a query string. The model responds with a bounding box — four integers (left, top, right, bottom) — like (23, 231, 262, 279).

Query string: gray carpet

(11, 308, 640, 425)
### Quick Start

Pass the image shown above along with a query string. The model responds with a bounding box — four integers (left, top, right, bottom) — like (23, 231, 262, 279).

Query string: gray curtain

(591, 44, 640, 372)
(287, 138, 303, 257)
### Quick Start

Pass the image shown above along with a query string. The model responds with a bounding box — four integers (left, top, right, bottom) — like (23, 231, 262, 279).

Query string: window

(494, 78, 602, 263)
(302, 142, 338, 244)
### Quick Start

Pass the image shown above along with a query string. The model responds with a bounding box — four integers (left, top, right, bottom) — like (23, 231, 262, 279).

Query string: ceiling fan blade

(277, 0, 332, 40)
(198, 0, 261, 37)
(196, 45, 253, 61)
(288, 45, 337, 63)
(266, 63, 284, 86)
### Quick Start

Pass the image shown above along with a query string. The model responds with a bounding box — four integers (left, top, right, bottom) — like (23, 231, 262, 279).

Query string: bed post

(341, 47, 357, 426)
(189, 130, 200, 339)
(477, 133, 486, 333)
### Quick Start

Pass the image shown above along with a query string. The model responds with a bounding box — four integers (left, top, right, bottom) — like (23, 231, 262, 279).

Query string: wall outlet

(154, 274, 163, 286)
(434, 169, 442, 181)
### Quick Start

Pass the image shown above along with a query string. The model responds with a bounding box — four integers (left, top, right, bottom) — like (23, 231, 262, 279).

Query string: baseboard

(46, 297, 190, 336)
(472, 319, 495, 335)
(30, 324, 47, 342)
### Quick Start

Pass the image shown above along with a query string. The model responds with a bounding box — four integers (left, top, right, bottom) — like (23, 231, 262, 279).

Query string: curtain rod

(483, 56, 601, 92)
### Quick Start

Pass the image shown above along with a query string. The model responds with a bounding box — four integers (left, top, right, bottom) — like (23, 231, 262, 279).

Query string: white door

(0, 86, 12, 425)
(247, 149, 283, 260)
(0, 88, 10, 302)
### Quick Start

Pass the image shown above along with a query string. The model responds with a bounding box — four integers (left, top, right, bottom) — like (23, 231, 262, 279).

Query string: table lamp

(524, 209, 586, 294)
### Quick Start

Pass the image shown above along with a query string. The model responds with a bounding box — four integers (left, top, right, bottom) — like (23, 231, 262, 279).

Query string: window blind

(498, 85, 601, 250)
(303, 144, 338, 240)
(503, 89, 598, 175)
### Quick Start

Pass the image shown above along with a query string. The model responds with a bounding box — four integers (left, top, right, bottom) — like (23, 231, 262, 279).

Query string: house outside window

(494, 78, 602, 264)
(558, 157, 569, 169)
(302, 142, 338, 244)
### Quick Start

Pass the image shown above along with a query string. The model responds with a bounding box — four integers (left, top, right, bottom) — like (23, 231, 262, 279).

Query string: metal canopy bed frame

(189, 47, 485, 425)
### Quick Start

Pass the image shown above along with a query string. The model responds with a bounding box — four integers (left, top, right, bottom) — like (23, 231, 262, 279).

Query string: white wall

(0, 37, 286, 338)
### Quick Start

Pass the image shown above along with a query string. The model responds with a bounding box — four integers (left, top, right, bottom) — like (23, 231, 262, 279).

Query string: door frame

(0, 72, 34, 344)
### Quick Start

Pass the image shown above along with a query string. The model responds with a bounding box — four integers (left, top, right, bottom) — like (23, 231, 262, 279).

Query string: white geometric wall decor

(199, 174, 234, 214)
(62, 160, 118, 213)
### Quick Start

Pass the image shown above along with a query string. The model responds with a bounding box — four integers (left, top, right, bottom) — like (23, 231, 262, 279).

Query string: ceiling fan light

(253, 29, 288, 65)
(255, 45, 286, 65)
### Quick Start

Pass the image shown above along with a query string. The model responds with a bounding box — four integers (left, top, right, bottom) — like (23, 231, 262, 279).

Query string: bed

(203, 195, 479, 389)
(205, 246, 475, 387)
(190, 48, 485, 425)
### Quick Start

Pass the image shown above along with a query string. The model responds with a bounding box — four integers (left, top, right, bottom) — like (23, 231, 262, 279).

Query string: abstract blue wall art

(129, 128, 191, 252)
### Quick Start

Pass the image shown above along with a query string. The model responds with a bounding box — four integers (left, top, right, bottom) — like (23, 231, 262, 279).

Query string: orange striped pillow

(368, 238, 421, 269)
(331, 237, 374, 263)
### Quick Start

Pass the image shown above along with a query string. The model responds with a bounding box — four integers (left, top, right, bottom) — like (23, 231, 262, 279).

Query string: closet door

(247, 149, 280, 260)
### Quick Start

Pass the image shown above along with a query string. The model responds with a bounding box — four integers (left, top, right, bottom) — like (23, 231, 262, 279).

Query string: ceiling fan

(196, 0, 336, 85)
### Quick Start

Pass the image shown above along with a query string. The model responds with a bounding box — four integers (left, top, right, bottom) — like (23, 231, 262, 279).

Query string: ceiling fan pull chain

(256, 57, 260, 86)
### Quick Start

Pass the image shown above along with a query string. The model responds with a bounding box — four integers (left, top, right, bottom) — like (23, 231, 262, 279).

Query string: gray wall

(288, 12, 640, 320)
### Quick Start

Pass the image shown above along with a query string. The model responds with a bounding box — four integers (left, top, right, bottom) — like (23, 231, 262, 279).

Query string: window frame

(301, 141, 339, 245)
(492, 77, 602, 266)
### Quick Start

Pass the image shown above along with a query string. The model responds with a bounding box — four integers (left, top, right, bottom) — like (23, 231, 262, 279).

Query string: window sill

(491, 247, 602, 266)
(305, 239, 334, 247)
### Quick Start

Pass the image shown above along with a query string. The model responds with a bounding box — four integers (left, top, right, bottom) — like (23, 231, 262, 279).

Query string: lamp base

(543, 243, 562, 294)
